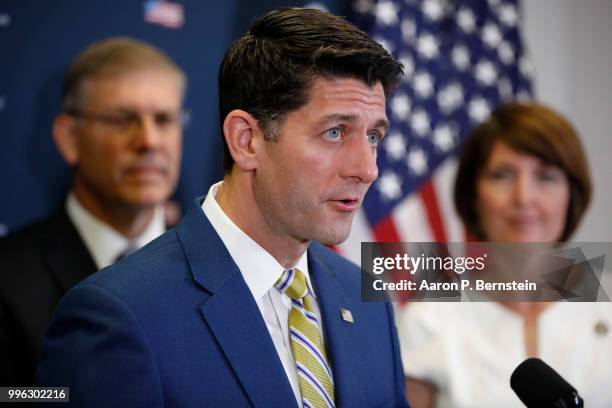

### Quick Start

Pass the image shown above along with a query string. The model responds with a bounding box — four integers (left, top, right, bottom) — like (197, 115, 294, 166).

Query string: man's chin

(314, 223, 352, 246)
(119, 188, 170, 209)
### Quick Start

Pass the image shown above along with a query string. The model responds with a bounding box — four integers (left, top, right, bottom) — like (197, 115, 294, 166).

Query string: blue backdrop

(0, 0, 347, 235)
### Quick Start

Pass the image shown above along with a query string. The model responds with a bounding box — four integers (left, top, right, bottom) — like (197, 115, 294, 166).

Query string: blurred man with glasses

(0, 37, 187, 385)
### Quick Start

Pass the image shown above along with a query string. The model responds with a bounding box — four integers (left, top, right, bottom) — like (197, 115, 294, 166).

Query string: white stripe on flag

(394, 194, 434, 242)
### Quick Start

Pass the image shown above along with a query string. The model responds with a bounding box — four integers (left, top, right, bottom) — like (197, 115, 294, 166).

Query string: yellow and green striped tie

(275, 268, 335, 408)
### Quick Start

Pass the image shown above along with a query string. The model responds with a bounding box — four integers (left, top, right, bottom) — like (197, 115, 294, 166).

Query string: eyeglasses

(66, 108, 191, 132)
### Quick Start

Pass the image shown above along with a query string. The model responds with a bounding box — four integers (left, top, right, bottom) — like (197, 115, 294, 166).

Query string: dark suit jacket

(37, 199, 409, 407)
(0, 209, 97, 385)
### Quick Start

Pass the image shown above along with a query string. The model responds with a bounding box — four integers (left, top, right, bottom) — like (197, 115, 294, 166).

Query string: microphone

(510, 358, 584, 407)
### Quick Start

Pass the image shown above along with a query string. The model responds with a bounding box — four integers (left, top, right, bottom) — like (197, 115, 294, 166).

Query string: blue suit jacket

(37, 199, 409, 407)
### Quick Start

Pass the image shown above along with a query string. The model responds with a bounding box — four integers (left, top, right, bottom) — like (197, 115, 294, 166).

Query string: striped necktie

(275, 268, 335, 408)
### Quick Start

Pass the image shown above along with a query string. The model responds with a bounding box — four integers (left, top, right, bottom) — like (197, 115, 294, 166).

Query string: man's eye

(367, 132, 381, 146)
(324, 128, 342, 140)
(154, 113, 175, 127)
(111, 113, 138, 127)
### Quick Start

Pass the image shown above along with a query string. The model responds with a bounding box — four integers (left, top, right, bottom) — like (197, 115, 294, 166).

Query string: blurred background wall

(523, 0, 612, 241)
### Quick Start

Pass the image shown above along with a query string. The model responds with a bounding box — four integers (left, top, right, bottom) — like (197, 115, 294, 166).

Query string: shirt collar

(66, 192, 165, 269)
(201, 181, 313, 300)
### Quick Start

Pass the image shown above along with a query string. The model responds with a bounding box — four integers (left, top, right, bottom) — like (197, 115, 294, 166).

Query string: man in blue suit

(38, 8, 408, 407)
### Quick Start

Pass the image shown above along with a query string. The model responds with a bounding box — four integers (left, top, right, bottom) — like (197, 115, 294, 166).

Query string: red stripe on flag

(419, 179, 448, 242)
(372, 215, 410, 302)
(373, 214, 401, 242)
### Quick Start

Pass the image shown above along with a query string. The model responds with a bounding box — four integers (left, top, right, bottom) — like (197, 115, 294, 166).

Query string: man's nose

(340, 133, 379, 184)
(131, 115, 162, 149)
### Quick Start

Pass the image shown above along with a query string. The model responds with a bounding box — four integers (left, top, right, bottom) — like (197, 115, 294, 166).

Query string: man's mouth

(123, 164, 168, 181)
(328, 198, 360, 212)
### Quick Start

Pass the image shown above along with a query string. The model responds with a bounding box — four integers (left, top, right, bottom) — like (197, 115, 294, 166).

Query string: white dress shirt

(202, 181, 324, 407)
(66, 193, 165, 270)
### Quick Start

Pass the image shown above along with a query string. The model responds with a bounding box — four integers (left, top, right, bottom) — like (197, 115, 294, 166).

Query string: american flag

(338, 0, 533, 262)
(144, 0, 185, 29)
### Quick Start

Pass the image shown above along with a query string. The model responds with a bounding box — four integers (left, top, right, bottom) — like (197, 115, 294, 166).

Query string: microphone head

(510, 358, 583, 407)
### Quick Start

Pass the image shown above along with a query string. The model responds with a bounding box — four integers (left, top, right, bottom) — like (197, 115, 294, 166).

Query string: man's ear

(52, 113, 79, 166)
(222, 109, 264, 171)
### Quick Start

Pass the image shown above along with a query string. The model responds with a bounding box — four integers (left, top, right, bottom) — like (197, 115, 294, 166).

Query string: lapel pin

(340, 308, 354, 323)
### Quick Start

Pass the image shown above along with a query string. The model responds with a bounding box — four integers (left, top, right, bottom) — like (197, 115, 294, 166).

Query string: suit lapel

(309, 248, 365, 406)
(176, 201, 297, 408)
(200, 275, 297, 407)
(41, 209, 97, 293)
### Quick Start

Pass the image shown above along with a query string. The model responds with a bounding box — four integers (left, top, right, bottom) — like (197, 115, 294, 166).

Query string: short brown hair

(218, 7, 403, 173)
(454, 102, 592, 241)
(61, 37, 186, 111)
